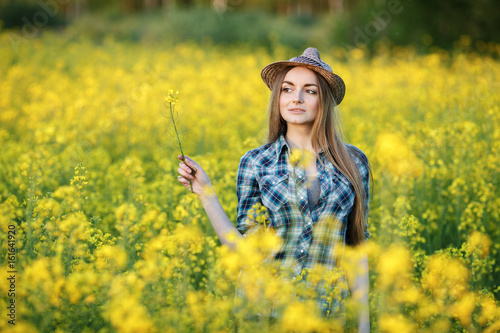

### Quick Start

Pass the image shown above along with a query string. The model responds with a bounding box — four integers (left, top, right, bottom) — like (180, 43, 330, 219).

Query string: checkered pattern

(235, 133, 370, 317)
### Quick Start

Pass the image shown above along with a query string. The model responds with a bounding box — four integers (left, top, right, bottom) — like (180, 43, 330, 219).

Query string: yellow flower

(289, 148, 314, 168)
(95, 245, 127, 271)
(108, 292, 155, 333)
(173, 204, 189, 220)
(185, 291, 206, 328)
(466, 231, 492, 258)
(53, 185, 76, 198)
(281, 301, 329, 332)
(379, 313, 416, 333)
(376, 245, 412, 289)
(165, 89, 179, 105)
(421, 318, 450, 333)
(393, 285, 423, 305)
(449, 292, 476, 327)
(421, 253, 470, 300)
(478, 294, 498, 326)
(2, 31, 499, 332)
(375, 132, 423, 178)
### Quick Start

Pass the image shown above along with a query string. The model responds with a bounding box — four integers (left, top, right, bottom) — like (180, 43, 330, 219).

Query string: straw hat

(261, 47, 345, 105)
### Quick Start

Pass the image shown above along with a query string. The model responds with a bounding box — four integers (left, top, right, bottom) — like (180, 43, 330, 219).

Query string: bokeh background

(1, 0, 499, 332)
(1, 0, 499, 53)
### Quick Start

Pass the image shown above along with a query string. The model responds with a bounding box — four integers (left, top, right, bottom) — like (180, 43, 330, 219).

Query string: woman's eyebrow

(282, 81, 318, 87)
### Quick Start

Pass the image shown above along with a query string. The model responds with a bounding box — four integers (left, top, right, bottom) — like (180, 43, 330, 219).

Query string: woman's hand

(177, 155, 241, 247)
(177, 155, 213, 198)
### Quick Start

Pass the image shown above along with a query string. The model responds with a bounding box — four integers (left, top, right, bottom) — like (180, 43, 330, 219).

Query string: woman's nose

(293, 91, 304, 103)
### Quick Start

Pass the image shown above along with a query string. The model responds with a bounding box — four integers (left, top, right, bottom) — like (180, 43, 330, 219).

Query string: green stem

(166, 101, 194, 193)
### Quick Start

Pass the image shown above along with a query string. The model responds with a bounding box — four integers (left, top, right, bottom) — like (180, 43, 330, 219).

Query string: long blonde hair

(267, 66, 371, 246)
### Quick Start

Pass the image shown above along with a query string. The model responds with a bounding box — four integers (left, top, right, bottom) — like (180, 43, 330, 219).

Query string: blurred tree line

(0, 0, 498, 52)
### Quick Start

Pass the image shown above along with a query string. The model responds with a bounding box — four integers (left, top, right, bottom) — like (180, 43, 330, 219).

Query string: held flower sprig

(162, 89, 196, 192)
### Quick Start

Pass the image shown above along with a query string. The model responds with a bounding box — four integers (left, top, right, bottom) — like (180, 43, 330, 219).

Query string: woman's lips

(288, 108, 306, 113)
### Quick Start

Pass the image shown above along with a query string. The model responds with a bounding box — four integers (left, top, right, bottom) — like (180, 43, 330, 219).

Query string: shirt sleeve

(236, 151, 262, 236)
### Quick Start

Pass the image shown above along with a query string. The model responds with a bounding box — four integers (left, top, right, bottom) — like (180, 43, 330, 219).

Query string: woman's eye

(306, 89, 317, 94)
(282, 87, 292, 93)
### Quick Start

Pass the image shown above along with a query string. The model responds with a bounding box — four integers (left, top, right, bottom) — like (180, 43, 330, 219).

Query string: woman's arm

(346, 251, 370, 333)
(346, 147, 371, 332)
(177, 155, 242, 248)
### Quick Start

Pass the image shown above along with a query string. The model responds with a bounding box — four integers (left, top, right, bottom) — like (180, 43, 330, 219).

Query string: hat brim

(261, 61, 346, 105)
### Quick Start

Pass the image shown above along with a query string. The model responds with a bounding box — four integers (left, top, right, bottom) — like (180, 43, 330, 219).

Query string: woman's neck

(285, 125, 318, 153)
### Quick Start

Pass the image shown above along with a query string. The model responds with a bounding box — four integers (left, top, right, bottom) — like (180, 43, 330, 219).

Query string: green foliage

(62, 7, 314, 52)
(2, 0, 498, 54)
(328, 0, 500, 55)
(0, 1, 66, 29)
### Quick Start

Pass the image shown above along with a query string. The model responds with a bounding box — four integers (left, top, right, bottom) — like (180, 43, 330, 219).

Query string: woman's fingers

(176, 154, 213, 196)
(178, 155, 198, 174)
(179, 161, 197, 178)
(177, 176, 192, 189)
(179, 161, 192, 173)
(178, 166, 194, 180)
(178, 154, 195, 165)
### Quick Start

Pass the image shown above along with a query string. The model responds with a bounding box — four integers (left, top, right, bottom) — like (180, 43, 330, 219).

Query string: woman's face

(279, 66, 319, 127)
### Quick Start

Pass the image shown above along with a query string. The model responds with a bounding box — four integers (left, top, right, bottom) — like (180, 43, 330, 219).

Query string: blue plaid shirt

(236, 133, 370, 317)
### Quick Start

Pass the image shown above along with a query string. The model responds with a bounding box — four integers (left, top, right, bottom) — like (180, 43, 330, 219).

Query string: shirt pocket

(259, 173, 289, 227)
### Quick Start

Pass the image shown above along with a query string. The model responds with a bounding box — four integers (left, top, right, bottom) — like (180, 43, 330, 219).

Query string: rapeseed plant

(162, 89, 196, 193)
(0, 31, 499, 332)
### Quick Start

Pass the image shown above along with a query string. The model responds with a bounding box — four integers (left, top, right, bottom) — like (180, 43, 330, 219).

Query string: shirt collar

(275, 132, 290, 157)
(275, 132, 326, 157)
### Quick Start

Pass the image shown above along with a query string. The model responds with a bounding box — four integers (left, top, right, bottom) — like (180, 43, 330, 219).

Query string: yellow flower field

(0, 31, 499, 332)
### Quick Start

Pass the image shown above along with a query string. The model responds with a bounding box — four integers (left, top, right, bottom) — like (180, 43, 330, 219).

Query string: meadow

(0, 31, 499, 332)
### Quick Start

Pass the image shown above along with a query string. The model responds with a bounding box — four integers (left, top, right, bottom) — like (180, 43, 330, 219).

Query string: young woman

(177, 47, 371, 331)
